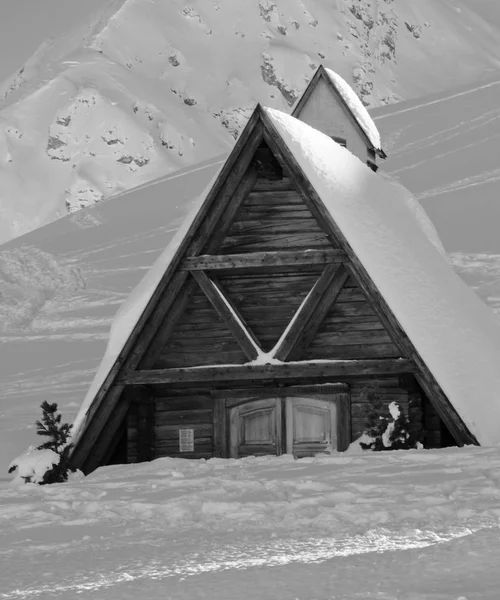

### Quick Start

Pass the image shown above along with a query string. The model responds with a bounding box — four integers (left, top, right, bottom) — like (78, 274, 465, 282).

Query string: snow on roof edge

(323, 68, 382, 152)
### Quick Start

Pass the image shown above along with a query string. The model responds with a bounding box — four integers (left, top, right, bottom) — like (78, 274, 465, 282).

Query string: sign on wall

(179, 428, 194, 452)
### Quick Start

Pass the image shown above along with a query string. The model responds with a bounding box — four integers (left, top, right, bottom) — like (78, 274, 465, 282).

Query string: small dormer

(292, 65, 387, 171)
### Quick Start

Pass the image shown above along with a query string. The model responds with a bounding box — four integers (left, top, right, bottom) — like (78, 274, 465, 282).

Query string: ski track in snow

(374, 77, 500, 121)
(0, 526, 491, 599)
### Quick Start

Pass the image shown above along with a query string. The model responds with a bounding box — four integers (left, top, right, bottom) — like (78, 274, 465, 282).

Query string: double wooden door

(229, 396, 338, 458)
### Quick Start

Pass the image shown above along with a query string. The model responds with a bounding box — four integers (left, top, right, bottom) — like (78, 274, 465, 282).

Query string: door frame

(211, 383, 350, 458)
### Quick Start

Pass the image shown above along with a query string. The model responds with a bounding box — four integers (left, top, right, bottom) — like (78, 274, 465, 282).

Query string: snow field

(4, 448, 500, 538)
(3, 447, 500, 598)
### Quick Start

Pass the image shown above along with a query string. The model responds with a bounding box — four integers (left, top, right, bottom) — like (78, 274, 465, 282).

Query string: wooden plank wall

(154, 389, 213, 459)
(293, 274, 401, 361)
(125, 375, 426, 462)
(422, 396, 443, 448)
(220, 183, 335, 253)
(154, 264, 401, 367)
(219, 269, 322, 351)
(154, 284, 248, 369)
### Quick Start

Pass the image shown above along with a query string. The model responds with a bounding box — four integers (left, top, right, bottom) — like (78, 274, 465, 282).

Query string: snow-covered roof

(323, 68, 382, 152)
(73, 105, 500, 450)
(265, 107, 500, 446)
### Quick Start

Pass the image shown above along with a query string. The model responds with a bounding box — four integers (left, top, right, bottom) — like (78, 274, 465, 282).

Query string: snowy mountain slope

(373, 74, 500, 255)
(1, 0, 500, 244)
(371, 75, 500, 314)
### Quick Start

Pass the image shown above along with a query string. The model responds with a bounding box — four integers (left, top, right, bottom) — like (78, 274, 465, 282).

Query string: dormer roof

(292, 65, 387, 159)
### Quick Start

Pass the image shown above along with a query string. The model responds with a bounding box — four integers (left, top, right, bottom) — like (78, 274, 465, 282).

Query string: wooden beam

(191, 271, 260, 361)
(180, 249, 347, 271)
(336, 390, 351, 452)
(211, 383, 349, 399)
(213, 398, 228, 458)
(137, 390, 155, 463)
(118, 359, 418, 385)
(290, 264, 350, 359)
(274, 264, 349, 361)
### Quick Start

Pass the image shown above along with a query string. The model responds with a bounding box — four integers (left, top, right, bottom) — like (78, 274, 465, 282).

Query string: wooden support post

(336, 389, 351, 452)
(137, 389, 155, 463)
(213, 398, 228, 458)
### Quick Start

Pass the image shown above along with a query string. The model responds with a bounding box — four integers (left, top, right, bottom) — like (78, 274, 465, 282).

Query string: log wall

(220, 185, 336, 253)
(290, 274, 401, 361)
(125, 375, 428, 462)
(154, 284, 248, 368)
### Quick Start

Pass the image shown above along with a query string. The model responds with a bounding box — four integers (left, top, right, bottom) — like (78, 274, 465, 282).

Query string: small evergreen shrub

(360, 387, 422, 451)
(8, 401, 75, 484)
(35, 401, 74, 483)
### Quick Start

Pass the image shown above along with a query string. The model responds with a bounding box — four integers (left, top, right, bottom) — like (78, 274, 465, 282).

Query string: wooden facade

(292, 65, 386, 171)
(70, 105, 475, 475)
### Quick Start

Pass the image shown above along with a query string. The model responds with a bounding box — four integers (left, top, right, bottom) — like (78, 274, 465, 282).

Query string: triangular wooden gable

(70, 104, 476, 473)
(292, 65, 386, 158)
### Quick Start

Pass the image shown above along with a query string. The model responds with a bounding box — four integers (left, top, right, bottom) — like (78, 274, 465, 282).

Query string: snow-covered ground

(3, 446, 500, 599)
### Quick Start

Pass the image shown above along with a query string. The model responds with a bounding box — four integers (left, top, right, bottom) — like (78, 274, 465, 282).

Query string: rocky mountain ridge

(0, 0, 499, 244)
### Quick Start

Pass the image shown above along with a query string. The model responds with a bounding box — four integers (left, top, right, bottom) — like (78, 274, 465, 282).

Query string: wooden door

(229, 398, 282, 458)
(286, 396, 337, 458)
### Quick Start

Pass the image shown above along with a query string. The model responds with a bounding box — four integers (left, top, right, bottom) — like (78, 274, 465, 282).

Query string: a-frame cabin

(292, 65, 387, 171)
(69, 104, 500, 475)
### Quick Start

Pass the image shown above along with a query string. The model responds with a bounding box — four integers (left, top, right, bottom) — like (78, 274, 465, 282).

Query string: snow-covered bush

(8, 401, 75, 484)
(359, 388, 422, 451)
(8, 446, 61, 484)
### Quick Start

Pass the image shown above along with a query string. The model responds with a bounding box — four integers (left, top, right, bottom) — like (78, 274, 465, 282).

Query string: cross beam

(117, 359, 418, 385)
(180, 249, 347, 271)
